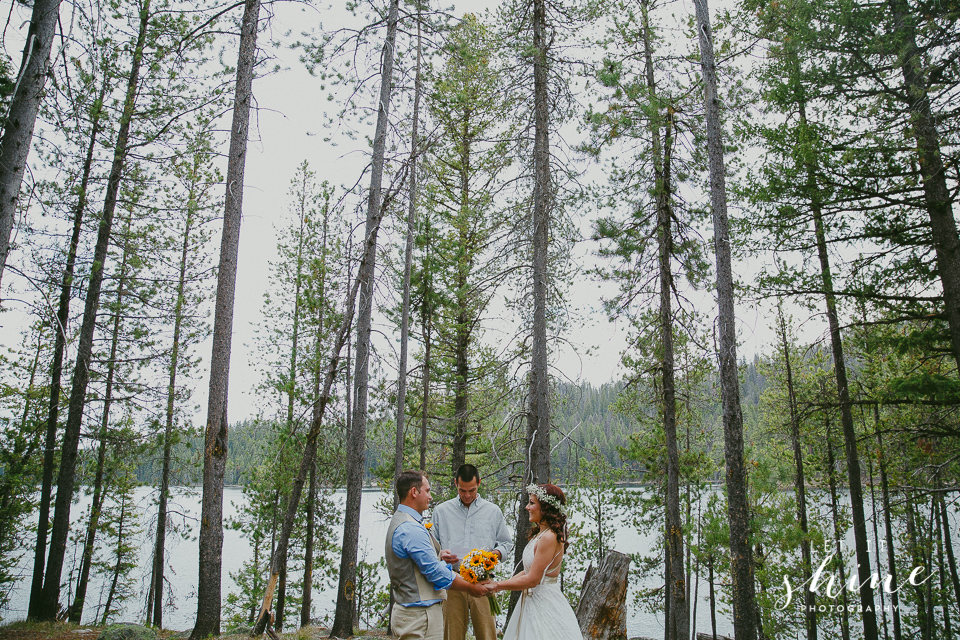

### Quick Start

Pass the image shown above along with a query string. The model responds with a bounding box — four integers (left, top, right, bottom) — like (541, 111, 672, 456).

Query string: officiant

(433, 464, 513, 640)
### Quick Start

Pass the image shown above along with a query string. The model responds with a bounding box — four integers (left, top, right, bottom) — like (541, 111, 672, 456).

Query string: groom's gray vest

(385, 510, 448, 605)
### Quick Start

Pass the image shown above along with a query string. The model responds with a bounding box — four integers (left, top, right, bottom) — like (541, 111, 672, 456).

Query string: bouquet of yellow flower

(458, 548, 501, 615)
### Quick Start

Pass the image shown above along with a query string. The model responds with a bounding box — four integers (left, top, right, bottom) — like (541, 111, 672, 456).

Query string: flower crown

(526, 483, 567, 516)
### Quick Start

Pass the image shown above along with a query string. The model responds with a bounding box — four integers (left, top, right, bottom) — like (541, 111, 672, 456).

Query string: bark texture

(575, 551, 631, 640)
(330, 0, 399, 634)
(0, 0, 63, 281)
(37, 3, 151, 619)
(779, 310, 816, 640)
(692, 1, 758, 637)
(28, 74, 107, 620)
(396, 13, 423, 490)
(191, 1, 260, 636)
(886, 0, 960, 372)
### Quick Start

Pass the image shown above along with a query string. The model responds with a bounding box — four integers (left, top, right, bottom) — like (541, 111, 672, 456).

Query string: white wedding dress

(502, 531, 584, 640)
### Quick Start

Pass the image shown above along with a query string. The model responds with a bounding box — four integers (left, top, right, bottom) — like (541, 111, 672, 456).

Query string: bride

(487, 483, 584, 640)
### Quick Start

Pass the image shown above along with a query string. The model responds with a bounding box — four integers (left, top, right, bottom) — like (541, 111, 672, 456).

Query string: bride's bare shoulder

(536, 529, 561, 548)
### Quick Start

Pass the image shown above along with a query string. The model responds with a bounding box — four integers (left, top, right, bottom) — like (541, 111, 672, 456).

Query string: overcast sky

(0, 0, 779, 428)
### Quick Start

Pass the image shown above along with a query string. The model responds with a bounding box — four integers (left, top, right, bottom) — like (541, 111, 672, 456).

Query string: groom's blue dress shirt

(392, 504, 455, 607)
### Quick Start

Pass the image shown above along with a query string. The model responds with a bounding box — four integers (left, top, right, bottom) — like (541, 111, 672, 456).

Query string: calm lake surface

(13, 484, 881, 637)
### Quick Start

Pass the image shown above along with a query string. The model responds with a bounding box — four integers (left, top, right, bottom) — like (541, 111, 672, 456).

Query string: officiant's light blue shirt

(432, 494, 513, 565)
(392, 504, 455, 607)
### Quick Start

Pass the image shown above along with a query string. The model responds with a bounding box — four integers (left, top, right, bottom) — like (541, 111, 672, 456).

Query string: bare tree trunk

(935, 489, 952, 637)
(809, 132, 879, 640)
(37, 2, 151, 619)
(825, 426, 851, 640)
(527, 0, 552, 487)
(396, 9, 424, 495)
(29, 73, 108, 620)
(645, 38, 686, 639)
(867, 454, 889, 640)
(0, 0, 62, 282)
(68, 210, 133, 624)
(331, 1, 399, 634)
(708, 555, 717, 640)
(691, 1, 757, 637)
(249, 160, 385, 640)
(937, 487, 960, 621)
(301, 192, 331, 628)
(301, 458, 316, 627)
(778, 308, 816, 640)
(276, 563, 287, 632)
(420, 309, 432, 471)
(886, 0, 960, 371)
(452, 127, 472, 475)
(874, 417, 902, 640)
(192, 1, 260, 636)
(904, 493, 927, 639)
(100, 496, 132, 625)
(150, 165, 199, 628)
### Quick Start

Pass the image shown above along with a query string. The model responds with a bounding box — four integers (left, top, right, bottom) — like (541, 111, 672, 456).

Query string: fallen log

(576, 550, 631, 640)
(696, 633, 734, 640)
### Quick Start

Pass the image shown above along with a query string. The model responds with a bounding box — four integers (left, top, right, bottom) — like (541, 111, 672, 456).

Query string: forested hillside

(128, 367, 771, 487)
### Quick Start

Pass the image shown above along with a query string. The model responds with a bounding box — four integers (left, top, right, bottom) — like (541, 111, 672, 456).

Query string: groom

(386, 470, 488, 640)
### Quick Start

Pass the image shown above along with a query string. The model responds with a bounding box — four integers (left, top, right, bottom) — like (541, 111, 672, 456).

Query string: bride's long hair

(528, 483, 569, 551)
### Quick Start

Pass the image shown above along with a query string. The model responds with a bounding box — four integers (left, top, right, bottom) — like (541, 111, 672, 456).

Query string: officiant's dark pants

(443, 591, 496, 640)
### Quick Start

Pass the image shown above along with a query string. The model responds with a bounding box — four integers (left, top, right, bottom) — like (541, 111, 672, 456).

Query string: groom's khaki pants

(443, 590, 496, 640)
(391, 601, 444, 640)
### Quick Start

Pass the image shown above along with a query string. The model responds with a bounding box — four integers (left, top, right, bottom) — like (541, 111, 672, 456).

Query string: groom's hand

(440, 549, 459, 564)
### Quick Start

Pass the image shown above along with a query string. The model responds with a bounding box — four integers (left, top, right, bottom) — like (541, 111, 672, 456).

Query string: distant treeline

(128, 364, 770, 488)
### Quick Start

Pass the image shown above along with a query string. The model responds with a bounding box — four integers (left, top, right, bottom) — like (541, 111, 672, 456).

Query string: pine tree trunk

(935, 493, 952, 637)
(691, 1, 757, 637)
(527, 0, 552, 487)
(151, 172, 197, 628)
(396, 11, 423, 492)
(276, 564, 286, 632)
(512, 0, 554, 597)
(923, 498, 935, 640)
(101, 497, 130, 625)
(301, 195, 331, 628)
(937, 488, 960, 620)
(778, 308, 817, 640)
(250, 189, 381, 638)
(875, 413, 902, 640)
(331, 1, 399, 633)
(420, 317, 432, 471)
(906, 493, 927, 637)
(38, 3, 151, 619)
(192, 1, 260, 636)
(301, 458, 316, 627)
(655, 104, 686, 640)
(886, 0, 960, 372)
(29, 73, 108, 621)
(825, 430, 851, 640)
(452, 124, 471, 473)
(0, 0, 62, 281)
(867, 455, 889, 640)
(708, 556, 717, 640)
(807, 117, 878, 640)
(68, 212, 132, 624)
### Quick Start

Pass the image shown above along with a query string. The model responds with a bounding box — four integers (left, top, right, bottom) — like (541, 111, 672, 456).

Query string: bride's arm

(491, 532, 560, 593)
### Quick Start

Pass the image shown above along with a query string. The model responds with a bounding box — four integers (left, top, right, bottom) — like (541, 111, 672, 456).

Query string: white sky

(0, 0, 786, 429)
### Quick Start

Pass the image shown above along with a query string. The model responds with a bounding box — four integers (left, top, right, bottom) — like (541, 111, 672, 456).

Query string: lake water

(10, 484, 928, 638)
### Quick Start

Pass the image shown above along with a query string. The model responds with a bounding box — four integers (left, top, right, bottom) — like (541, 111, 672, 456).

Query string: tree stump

(576, 550, 631, 640)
